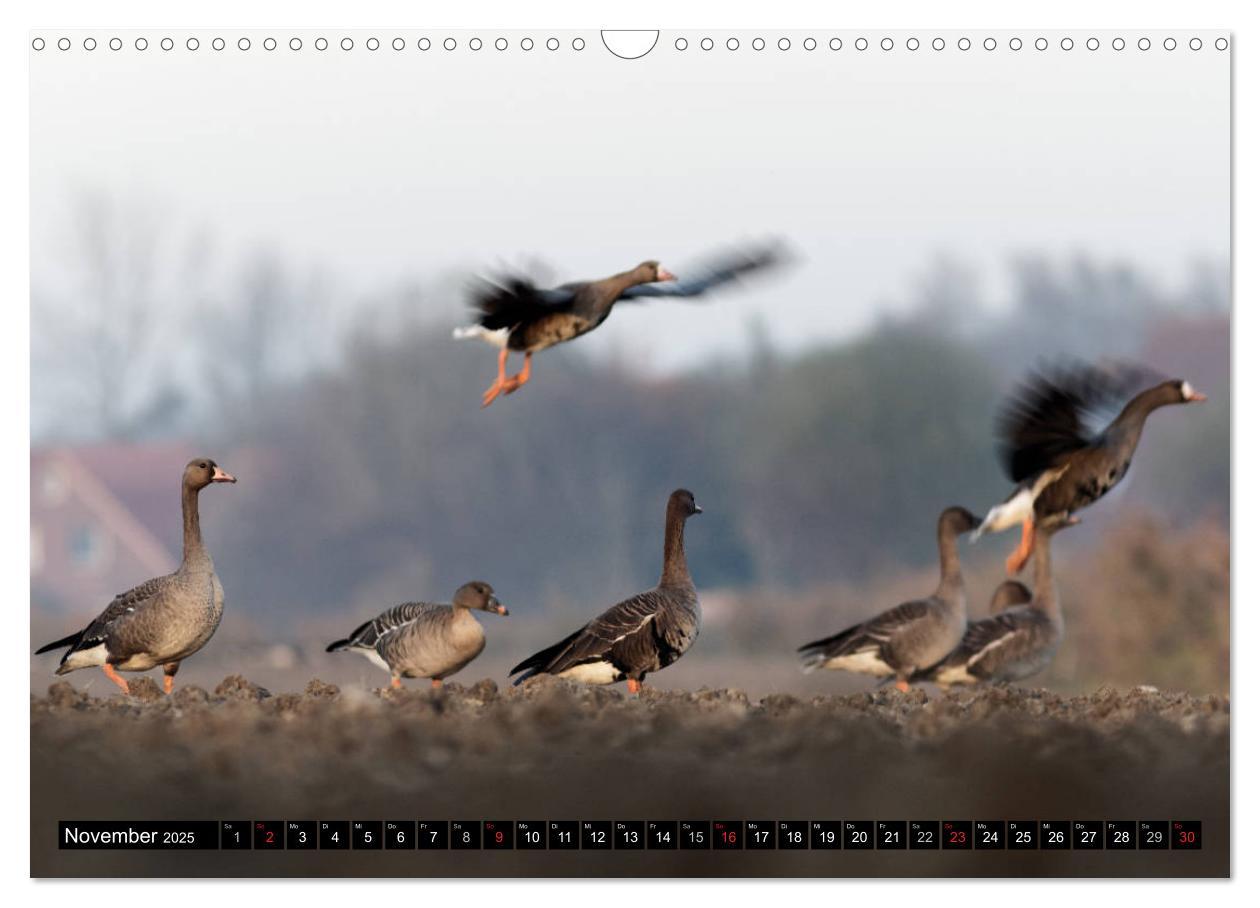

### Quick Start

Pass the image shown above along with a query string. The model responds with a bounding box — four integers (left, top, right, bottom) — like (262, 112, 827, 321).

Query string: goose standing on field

(509, 489, 702, 694)
(797, 507, 982, 691)
(973, 362, 1206, 575)
(35, 458, 237, 695)
(914, 513, 1078, 687)
(454, 244, 782, 407)
(325, 581, 507, 689)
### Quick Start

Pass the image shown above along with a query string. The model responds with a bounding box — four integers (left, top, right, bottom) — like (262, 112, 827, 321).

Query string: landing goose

(973, 362, 1206, 574)
(35, 458, 237, 695)
(915, 513, 1077, 687)
(509, 489, 702, 694)
(326, 581, 507, 689)
(454, 244, 781, 407)
(797, 507, 981, 691)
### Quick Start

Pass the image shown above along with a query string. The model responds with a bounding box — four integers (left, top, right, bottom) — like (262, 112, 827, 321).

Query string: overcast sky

(30, 28, 1230, 370)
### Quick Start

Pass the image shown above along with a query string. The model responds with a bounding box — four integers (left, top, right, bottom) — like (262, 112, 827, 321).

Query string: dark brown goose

(915, 513, 1077, 687)
(325, 581, 508, 689)
(34, 458, 237, 695)
(797, 507, 981, 691)
(454, 244, 781, 407)
(974, 362, 1206, 575)
(509, 489, 702, 694)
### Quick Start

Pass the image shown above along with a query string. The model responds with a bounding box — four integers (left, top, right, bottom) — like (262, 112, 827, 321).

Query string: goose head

(454, 580, 508, 616)
(183, 458, 236, 491)
(989, 580, 1033, 614)
(668, 488, 703, 520)
(938, 506, 982, 538)
(638, 260, 676, 283)
(1176, 379, 1208, 403)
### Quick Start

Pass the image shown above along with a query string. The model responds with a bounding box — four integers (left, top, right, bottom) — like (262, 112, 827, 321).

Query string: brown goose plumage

(454, 244, 781, 407)
(974, 362, 1206, 574)
(509, 489, 702, 695)
(34, 458, 237, 695)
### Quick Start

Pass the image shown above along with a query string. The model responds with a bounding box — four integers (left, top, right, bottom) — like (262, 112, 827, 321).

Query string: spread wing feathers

(37, 574, 174, 661)
(618, 244, 785, 300)
(798, 599, 933, 670)
(467, 276, 576, 331)
(913, 611, 1032, 681)
(510, 590, 676, 683)
(997, 360, 1162, 483)
(326, 602, 439, 653)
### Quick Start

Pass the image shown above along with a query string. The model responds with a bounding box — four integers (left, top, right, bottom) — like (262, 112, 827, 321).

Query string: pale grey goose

(509, 489, 702, 695)
(326, 581, 507, 689)
(35, 458, 237, 695)
(797, 506, 981, 690)
(915, 512, 1078, 686)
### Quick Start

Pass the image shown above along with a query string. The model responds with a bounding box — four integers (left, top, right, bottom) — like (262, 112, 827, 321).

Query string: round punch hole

(907, 37, 919, 51)
(1189, 37, 1202, 51)
(264, 37, 277, 51)
(727, 38, 739, 50)
(932, 37, 945, 51)
(572, 37, 584, 50)
(470, 38, 483, 51)
(983, 37, 996, 51)
(675, 38, 687, 51)
(1061, 37, 1074, 51)
(1164, 38, 1176, 51)
(495, 37, 507, 50)
(315, 37, 328, 51)
(803, 37, 816, 51)
(829, 37, 842, 50)
(1036, 37, 1048, 50)
(752, 37, 765, 51)
(547, 37, 559, 50)
(1087, 37, 1099, 51)
(160, 37, 173, 51)
(366, 37, 379, 51)
(110, 37, 123, 51)
(1112, 37, 1125, 50)
(289, 38, 302, 51)
(881, 37, 893, 51)
(958, 37, 971, 51)
(1009, 37, 1022, 51)
(1215, 37, 1228, 50)
(418, 37, 431, 51)
(392, 38, 405, 51)
(444, 38, 457, 51)
(236, 37, 248, 51)
(31, 37, 44, 51)
(701, 37, 714, 51)
(137, 37, 149, 51)
(58, 37, 71, 51)
(1138, 37, 1151, 51)
(522, 38, 534, 50)
(855, 37, 867, 51)
(341, 37, 353, 51)
(85, 37, 97, 51)
(187, 37, 199, 51)
(212, 37, 224, 51)
(778, 38, 790, 51)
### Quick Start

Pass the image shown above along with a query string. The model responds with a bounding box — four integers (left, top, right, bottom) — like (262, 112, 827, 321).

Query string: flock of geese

(34, 246, 1207, 697)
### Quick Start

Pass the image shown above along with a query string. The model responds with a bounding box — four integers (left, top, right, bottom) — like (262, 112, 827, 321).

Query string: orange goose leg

(1006, 517, 1036, 576)
(626, 679, 642, 696)
(101, 664, 131, 695)
(163, 662, 180, 695)
(481, 348, 512, 408)
(502, 352, 533, 396)
(894, 679, 911, 693)
(431, 678, 443, 690)
(390, 676, 402, 689)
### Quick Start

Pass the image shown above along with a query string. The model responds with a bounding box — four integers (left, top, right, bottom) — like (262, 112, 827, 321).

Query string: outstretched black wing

(996, 360, 1160, 483)
(617, 243, 785, 300)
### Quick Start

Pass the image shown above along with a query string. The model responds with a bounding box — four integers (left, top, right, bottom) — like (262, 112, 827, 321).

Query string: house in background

(30, 443, 197, 615)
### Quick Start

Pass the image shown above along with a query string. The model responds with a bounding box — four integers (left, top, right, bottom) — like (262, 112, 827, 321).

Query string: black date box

(253, 820, 284, 850)
(483, 821, 513, 850)
(746, 821, 776, 850)
(318, 821, 349, 850)
(417, 821, 449, 849)
(811, 820, 843, 850)
(516, 821, 546, 850)
(909, 820, 940, 850)
(877, 820, 907, 850)
(1106, 821, 1137, 850)
(647, 820, 679, 849)
(286, 820, 317, 850)
(1008, 820, 1037, 850)
(844, 820, 874, 850)
(450, 820, 481, 849)
(1171, 820, 1202, 850)
(1073, 821, 1103, 850)
(352, 821, 383, 849)
(1039, 820, 1070, 850)
(614, 820, 645, 849)
(385, 821, 415, 849)
(714, 820, 743, 850)
(681, 820, 710, 849)
(974, 821, 1004, 850)
(942, 820, 972, 850)
(581, 821, 612, 850)
(778, 821, 809, 850)
(1139, 820, 1170, 850)
(548, 821, 579, 850)
(221, 821, 251, 850)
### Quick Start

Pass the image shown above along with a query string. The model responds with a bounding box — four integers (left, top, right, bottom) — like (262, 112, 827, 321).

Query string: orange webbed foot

(390, 677, 402, 690)
(431, 678, 443, 690)
(163, 675, 175, 695)
(627, 679, 642, 696)
(894, 679, 911, 693)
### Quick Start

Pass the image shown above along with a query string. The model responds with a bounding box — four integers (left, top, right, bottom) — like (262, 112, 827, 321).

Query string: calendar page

(28, 26, 1229, 878)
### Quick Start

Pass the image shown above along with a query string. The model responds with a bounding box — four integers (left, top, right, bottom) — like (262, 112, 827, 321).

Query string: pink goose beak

(211, 466, 237, 483)
(656, 268, 677, 282)
(1188, 391, 1208, 402)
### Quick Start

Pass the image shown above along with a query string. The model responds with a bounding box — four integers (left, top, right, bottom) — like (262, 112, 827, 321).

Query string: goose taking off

(35, 458, 237, 695)
(326, 581, 507, 689)
(915, 513, 1078, 687)
(455, 244, 783, 407)
(509, 489, 702, 695)
(797, 507, 981, 691)
(974, 361, 1206, 575)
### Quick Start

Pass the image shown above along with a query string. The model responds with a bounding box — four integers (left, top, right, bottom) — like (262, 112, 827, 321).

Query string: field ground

(31, 676, 1228, 878)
